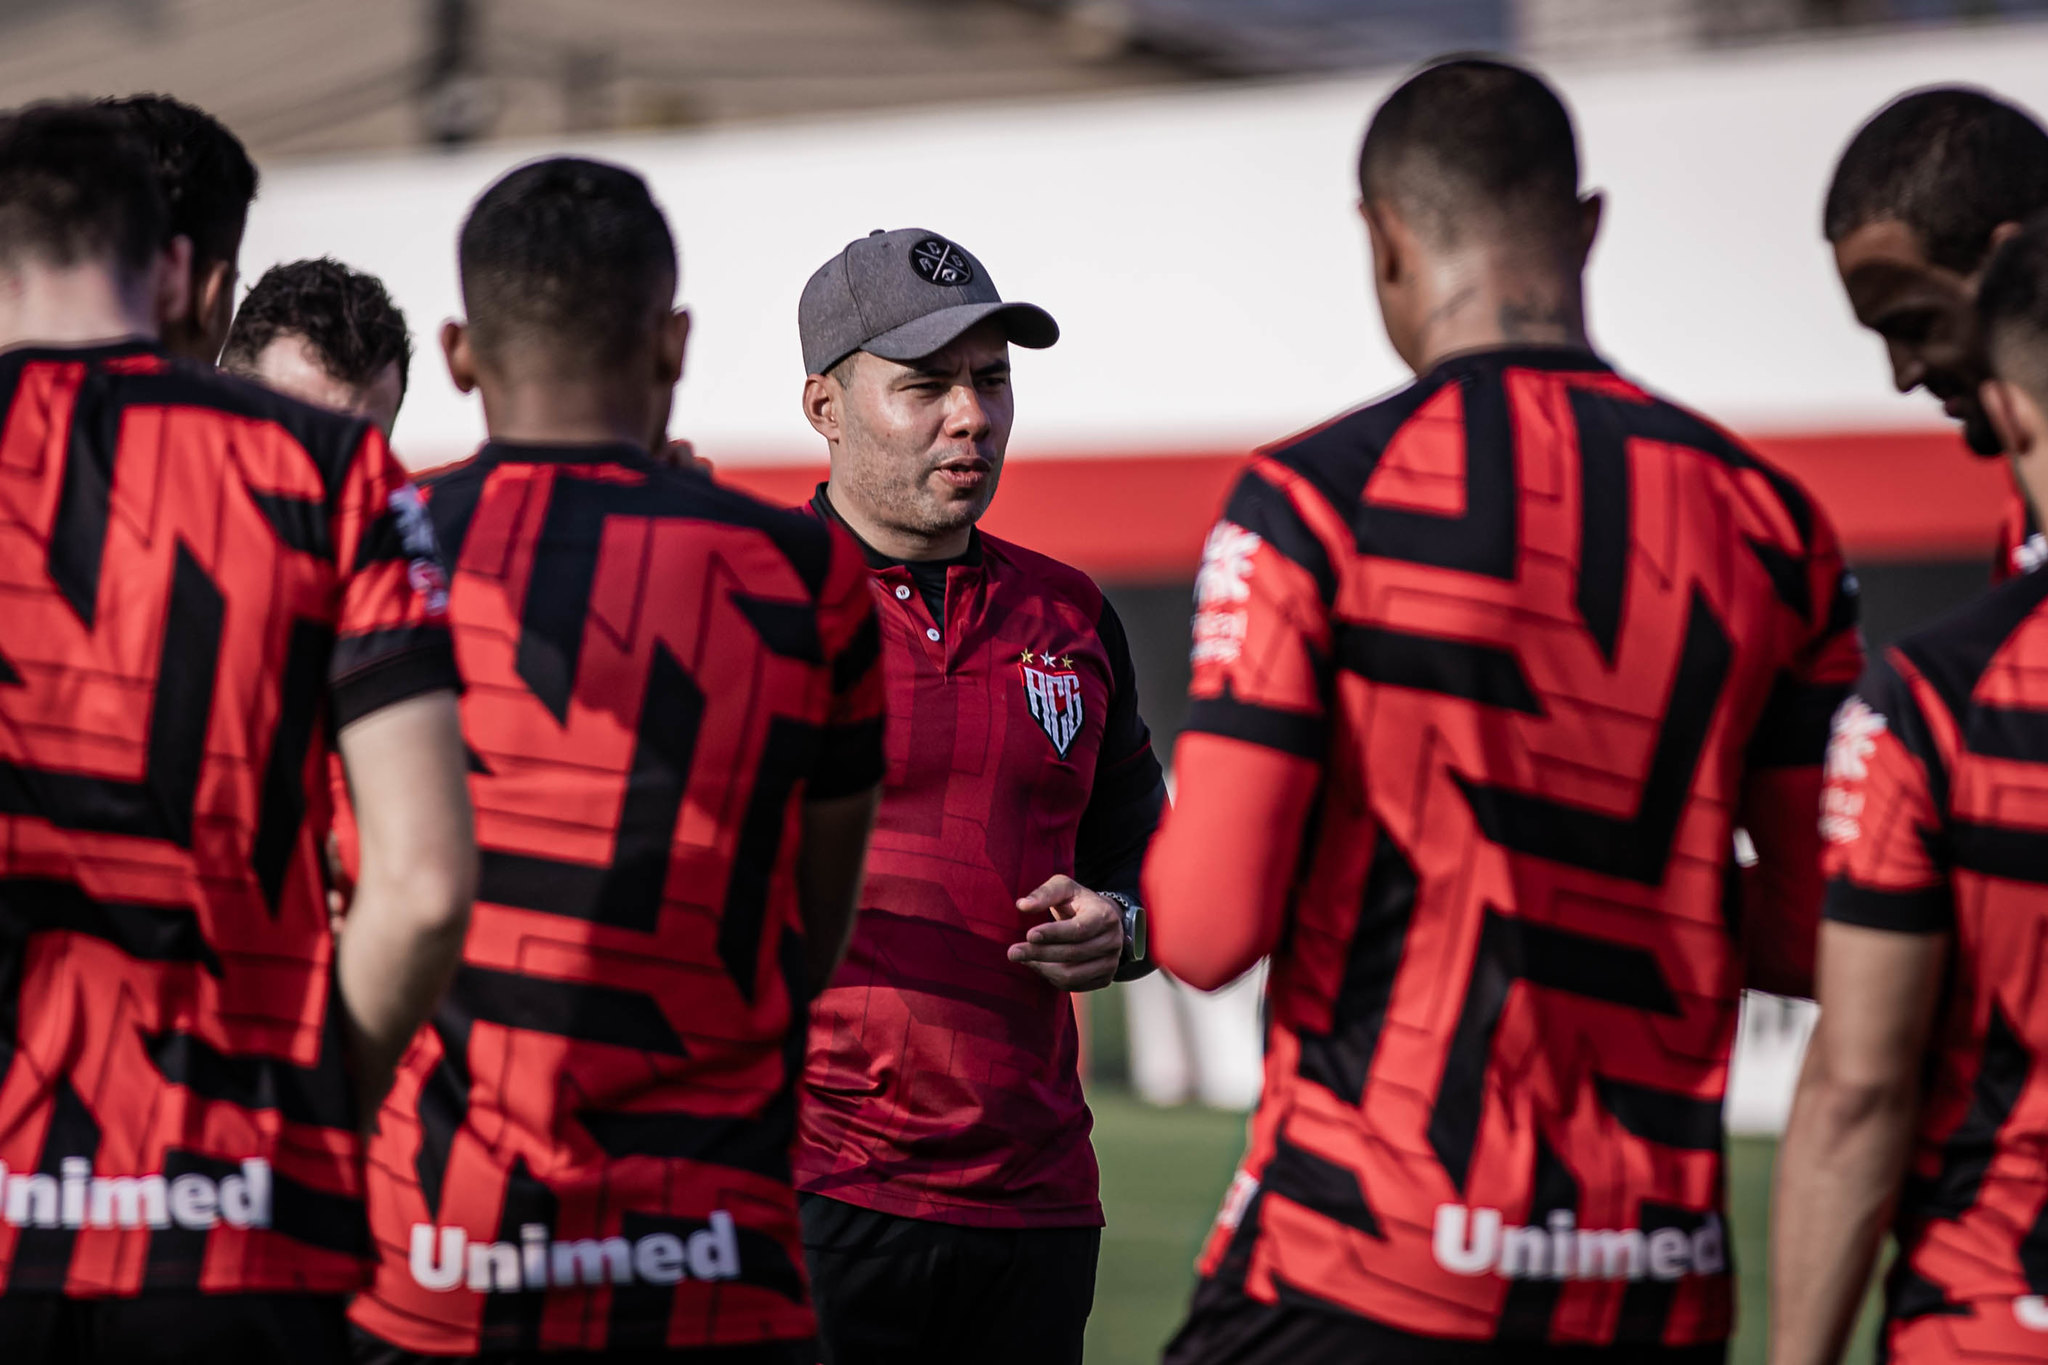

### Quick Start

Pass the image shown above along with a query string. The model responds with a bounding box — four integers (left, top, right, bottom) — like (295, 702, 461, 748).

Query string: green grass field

(1083, 1089, 1883, 1365)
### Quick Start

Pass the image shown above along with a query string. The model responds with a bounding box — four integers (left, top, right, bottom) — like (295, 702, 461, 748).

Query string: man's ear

(1982, 376, 2039, 460)
(1970, 221, 2028, 293)
(1359, 198, 1401, 288)
(657, 308, 690, 387)
(152, 236, 194, 337)
(1577, 190, 1605, 269)
(441, 319, 478, 395)
(802, 369, 843, 442)
(195, 256, 236, 359)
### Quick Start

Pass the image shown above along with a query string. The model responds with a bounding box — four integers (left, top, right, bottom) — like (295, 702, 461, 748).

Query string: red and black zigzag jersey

(796, 486, 1165, 1229)
(349, 443, 884, 1355)
(1148, 348, 1860, 1347)
(0, 341, 456, 1296)
(1821, 565, 2048, 1361)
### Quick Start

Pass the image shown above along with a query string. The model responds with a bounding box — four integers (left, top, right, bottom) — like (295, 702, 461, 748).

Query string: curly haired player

(223, 258, 412, 437)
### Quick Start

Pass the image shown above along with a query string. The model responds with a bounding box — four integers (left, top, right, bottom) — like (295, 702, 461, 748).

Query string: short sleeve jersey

(796, 490, 1166, 1229)
(1822, 564, 2048, 1362)
(1172, 349, 1860, 1347)
(348, 443, 884, 1355)
(0, 341, 457, 1296)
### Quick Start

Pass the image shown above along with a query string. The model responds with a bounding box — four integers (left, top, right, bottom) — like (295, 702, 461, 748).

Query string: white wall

(237, 22, 2048, 470)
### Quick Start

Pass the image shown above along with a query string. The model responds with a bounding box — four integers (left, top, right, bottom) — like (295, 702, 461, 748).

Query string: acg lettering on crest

(1018, 650, 1084, 759)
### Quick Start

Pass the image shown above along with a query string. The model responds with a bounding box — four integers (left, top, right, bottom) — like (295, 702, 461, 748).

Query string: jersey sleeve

(1734, 510, 1866, 994)
(1821, 652, 1955, 935)
(1143, 457, 1340, 989)
(1181, 459, 1338, 749)
(1073, 596, 1166, 898)
(1746, 540, 1864, 772)
(809, 524, 886, 801)
(326, 426, 461, 728)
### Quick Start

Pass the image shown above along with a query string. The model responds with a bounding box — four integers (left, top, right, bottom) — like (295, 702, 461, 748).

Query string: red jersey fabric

(1821, 564, 2048, 1362)
(349, 444, 884, 1355)
(795, 487, 1165, 1229)
(1144, 348, 1862, 1348)
(0, 340, 456, 1296)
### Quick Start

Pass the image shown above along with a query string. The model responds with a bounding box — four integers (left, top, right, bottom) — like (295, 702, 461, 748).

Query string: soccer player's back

(0, 104, 474, 1364)
(1145, 60, 1859, 1362)
(347, 159, 883, 1364)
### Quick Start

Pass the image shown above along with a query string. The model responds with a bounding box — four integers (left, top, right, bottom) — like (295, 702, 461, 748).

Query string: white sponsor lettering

(1824, 697, 1887, 784)
(1821, 696, 1888, 843)
(1190, 610, 1247, 667)
(409, 1211, 743, 1294)
(1216, 1169, 1259, 1233)
(2017, 532, 2048, 577)
(2016, 1295, 2048, 1331)
(1432, 1205, 1725, 1283)
(0, 1159, 268, 1231)
(1191, 521, 1261, 666)
(1195, 522, 1260, 609)
(388, 484, 450, 613)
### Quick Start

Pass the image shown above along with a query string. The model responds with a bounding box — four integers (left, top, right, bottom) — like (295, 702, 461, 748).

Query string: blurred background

(22, 0, 2048, 1358)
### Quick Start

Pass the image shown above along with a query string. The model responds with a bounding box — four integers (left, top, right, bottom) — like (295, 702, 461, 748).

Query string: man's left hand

(1010, 875, 1124, 992)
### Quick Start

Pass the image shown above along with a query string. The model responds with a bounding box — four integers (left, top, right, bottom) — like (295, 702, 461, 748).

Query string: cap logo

(910, 238, 975, 287)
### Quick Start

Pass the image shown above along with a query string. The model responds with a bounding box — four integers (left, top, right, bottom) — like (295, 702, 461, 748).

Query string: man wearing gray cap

(792, 229, 1167, 1364)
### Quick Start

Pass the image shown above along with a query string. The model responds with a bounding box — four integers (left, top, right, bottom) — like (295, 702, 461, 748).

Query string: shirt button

(894, 585, 912, 600)
(925, 627, 941, 642)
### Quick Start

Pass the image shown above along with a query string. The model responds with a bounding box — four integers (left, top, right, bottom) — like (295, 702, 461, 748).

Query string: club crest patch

(1018, 650, 1084, 759)
(911, 237, 975, 287)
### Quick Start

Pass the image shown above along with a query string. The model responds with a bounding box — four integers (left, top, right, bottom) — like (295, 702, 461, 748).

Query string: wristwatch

(1101, 890, 1149, 979)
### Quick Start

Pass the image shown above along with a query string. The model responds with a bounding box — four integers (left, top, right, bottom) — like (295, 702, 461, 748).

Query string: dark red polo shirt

(796, 486, 1165, 1228)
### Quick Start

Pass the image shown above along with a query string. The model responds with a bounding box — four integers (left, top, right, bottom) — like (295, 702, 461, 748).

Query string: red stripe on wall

(1746, 429, 2012, 562)
(714, 428, 2011, 582)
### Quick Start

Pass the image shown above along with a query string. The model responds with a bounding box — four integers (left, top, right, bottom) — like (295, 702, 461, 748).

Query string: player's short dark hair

(0, 101, 164, 278)
(457, 156, 676, 370)
(1978, 211, 2048, 392)
(1358, 57, 1580, 244)
(221, 257, 414, 398)
(1824, 87, 2048, 273)
(98, 94, 257, 269)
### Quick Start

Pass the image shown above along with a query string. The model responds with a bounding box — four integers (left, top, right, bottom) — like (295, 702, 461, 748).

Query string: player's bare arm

(1144, 737, 1310, 991)
(1769, 921, 1947, 1365)
(334, 689, 476, 1124)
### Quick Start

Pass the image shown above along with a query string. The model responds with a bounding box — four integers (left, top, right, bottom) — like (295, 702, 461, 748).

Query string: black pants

(799, 1193, 1099, 1365)
(352, 1325, 817, 1364)
(0, 1293, 349, 1365)
(1164, 1279, 1730, 1365)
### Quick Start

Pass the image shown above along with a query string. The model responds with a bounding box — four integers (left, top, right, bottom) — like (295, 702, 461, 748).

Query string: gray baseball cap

(799, 228, 1059, 376)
